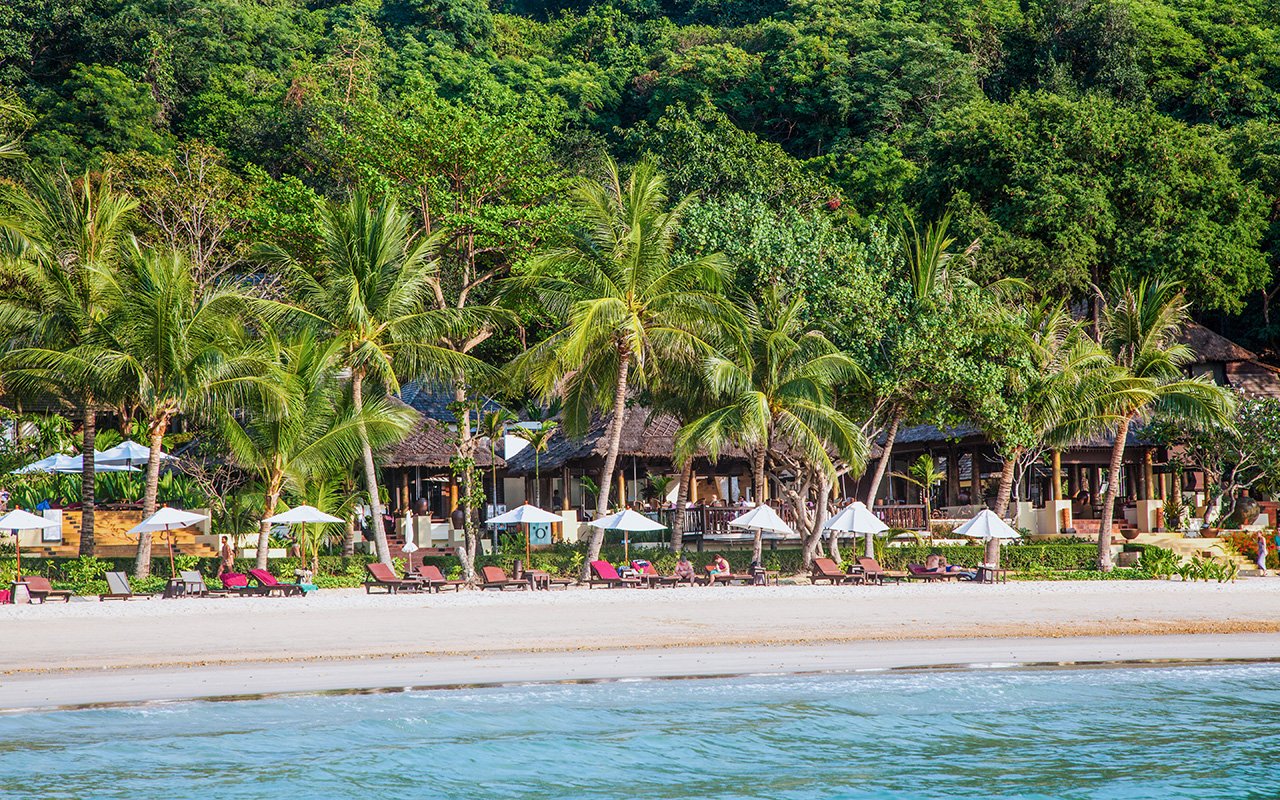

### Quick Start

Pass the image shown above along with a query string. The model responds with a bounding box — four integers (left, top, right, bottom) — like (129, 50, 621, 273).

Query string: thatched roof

(504, 410, 751, 476)
(382, 417, 503, 470)
(1180, 323, 1257, 363)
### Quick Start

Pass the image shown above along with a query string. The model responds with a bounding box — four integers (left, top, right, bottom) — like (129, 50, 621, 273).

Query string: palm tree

(511, 157, 736, 565)
(513, 422, 557, 507)
(676, 286, 867, 563)
(892, 454, 946, 537)
(1093, 281, 1236, 571)
(288, 474, 359, 575)
(476, 407, 516, 516)
(94, 244, 282, 577)
(0, 167, 137, 555)
(220, 332, 416, 569)
(257, 191, 486, 565)
(984, 301, 1113, 519)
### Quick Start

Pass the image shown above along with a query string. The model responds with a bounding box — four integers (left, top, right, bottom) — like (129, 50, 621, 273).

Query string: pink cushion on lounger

(248, 568, 279, 586)
(590, 560, 621, 581)
(221, 573, 249, 588)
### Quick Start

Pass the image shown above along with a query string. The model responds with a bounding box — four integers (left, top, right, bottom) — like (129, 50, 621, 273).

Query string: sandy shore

(3, 580, 1279, 709)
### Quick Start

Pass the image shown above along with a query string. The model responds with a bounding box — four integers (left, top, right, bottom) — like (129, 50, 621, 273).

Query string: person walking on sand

(216, 536, 235, 578)
(1255, 531, 1269, 575)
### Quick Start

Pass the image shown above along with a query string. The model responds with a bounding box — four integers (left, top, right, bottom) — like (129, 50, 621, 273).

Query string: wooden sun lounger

(99, 571, 151, 601)
(364, 562, 423, 594)
(415, 565, 467, 592)
(248, 568, 305, 596)
(180, 570, 226, 597)
(810, 557, 856, 585)
(906, 564, 966, 582)
(587, 560, 642, 588)
(21, 575, 72, 603)
(480, 565, 528, 590)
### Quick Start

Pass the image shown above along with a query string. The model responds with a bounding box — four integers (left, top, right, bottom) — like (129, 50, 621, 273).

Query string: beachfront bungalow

(867, 324, 1280, 537)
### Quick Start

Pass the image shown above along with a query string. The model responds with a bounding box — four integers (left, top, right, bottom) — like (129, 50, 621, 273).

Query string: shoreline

(4, 581, 1280, 710)
(5, 634, 1280, 711)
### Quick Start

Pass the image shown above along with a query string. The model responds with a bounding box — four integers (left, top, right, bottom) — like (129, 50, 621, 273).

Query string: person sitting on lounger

(938, 555, 977, 580)
(925, 552, 942, 571)
(708, 554, 730, 578)
(673, 555, 695, 582)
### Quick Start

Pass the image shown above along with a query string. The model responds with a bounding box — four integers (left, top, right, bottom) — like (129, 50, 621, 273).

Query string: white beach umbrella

(824, 501, 889, 534)
(54, 453, 138, 473)
(589, 509, 668, 561)
(128, 507, 210, 579)
(263, 505, 343, 525)
(9, 453, 75, 474)
(953, 509, 1020, 540)
(400, 515, 419, 575)
(487, 503, 563, 565)
(0, 509, 60, 577)
(729, 503, 794, 535)
(99, 440, 170, 466)
(486, 503, 563, 525)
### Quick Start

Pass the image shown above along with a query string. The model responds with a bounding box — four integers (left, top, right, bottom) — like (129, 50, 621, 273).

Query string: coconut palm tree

(92, 244, 283, 577)
(1092, 281, 1236, 571)
(0, 167, 137, 555)
(256, 191, 488, 565)
(476, 407, 516, 516)
(892, 454, 946, 537)
(676, 286, 867, 563)
(510, 157, 736, 565)
(512, 422, 557, 507)
(287, 474, 359, 575)
(219, 332, 417, 569)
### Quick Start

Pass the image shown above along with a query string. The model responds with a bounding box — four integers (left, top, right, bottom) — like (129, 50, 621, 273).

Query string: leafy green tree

(892, 454, 946, 532)
(30, 64, 170, 165)
(512, 422, 557, 507)
(512, 157, 735, 568)
(1093, 280, 1236, 570)
(0, 167, 136, 555)
(476, 407, 516, 513)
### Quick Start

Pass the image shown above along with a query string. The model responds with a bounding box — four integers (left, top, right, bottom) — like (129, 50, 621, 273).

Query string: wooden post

(617, 469, 626, 510)
(561, 466, 570, 509)
(1051, 449, 1062, 502)
(447, 475, 458, 514)
(689, 471, 698, 503)
(1143, 449, 1155, 502)
(971, 450, 982, 506)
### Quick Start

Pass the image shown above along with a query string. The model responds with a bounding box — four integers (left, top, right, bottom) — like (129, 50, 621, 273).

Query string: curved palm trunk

(79, 402, 96, 557)
(352, 369, 392, 565)
(864, 408, 902, 558)
(811, 478, 832, 568)
(133, 412, 172, 578)
(343, 514, 356, 557)
(993, 449, 1019, 518)
(586, 348, 631, 571)
(1096, 415, 1132, 572)
(752, 444, 767, 564)
(256, 476, 282, 571)
(670, 459, 692, 553)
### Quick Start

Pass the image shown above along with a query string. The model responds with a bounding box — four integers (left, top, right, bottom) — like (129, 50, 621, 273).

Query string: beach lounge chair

(480, 565, 528, 590)
(21, 575, 72, 603)
(632, 561, 679, 587)
(179, 570, 226, 597)
(99, 571, 150, 601)
(364, 562, 422, 594)
(810, 557, 856, 585)
(906, 563, 964, 582)
(415, 564, 467, 592)
(855, 557, 909, 585)
(247, 568, 305, 596)
(218, 572, 264, 596)
(587, 560, 641, 588)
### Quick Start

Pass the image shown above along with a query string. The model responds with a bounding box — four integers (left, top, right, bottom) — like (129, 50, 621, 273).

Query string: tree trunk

(133, 413, 172, 579)
(343, 514, 356, 557)
(256, 479, 281, 571)
(670, 459, 693, 552)
(809, 477, 832, 568)
(586, 348, 631, 571)
(864, 408, 902, 558)
(79, 401, 96, 557)
(1096, 414, 1132, 572)
(752, 443, 767, 564)
(454, 384, 480, 583)
(352, 369, 391, 565)
(993, 449, 1020, 518)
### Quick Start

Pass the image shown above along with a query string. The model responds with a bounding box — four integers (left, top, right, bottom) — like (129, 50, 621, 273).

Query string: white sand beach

(3, 580, 1279, 710)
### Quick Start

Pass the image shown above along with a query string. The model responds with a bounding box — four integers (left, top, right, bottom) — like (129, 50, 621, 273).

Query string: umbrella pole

(167, 528, 176, 578)
(623, 529, 628, 563)
(524, 523, 530, 569)
(13, 531, 20, 580)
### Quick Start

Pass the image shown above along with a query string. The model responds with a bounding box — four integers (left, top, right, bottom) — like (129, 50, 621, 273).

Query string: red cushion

(221, 573, 249, 588)
(591, 560, 620, 581)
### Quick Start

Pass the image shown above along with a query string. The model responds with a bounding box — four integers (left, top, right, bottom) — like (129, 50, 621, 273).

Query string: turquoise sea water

(1, 664, 1278, 799)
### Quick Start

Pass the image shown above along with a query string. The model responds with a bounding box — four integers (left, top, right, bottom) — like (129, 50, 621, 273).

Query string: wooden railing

(873, 504, 926, 531)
